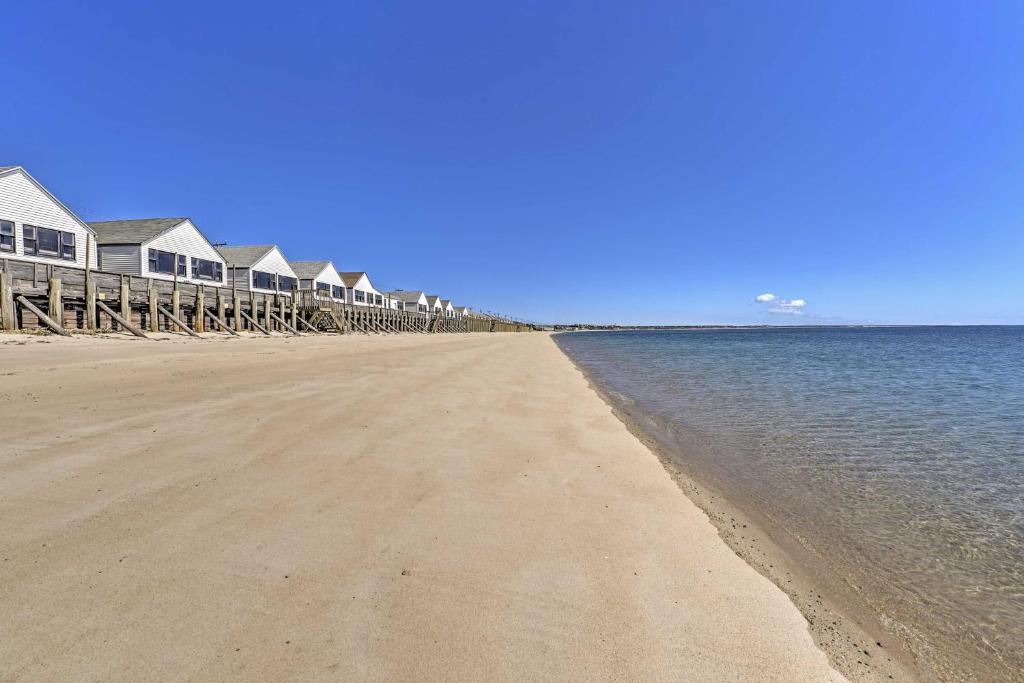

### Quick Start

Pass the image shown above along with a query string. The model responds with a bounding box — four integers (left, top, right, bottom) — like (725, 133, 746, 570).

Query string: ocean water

(555, 327, 1024, 681)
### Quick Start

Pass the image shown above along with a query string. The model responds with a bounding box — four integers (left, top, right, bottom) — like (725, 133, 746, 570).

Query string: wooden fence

(0, 257, 534, 337)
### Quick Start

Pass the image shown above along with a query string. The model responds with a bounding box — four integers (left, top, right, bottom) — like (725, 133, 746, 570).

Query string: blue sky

(3, 1, 1022, 325)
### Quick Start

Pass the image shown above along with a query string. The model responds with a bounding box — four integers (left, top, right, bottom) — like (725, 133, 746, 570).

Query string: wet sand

(0, 332, 843, 681)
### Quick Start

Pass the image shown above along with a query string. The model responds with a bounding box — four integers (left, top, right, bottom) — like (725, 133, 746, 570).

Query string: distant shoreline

(553, 323, 1022, 331)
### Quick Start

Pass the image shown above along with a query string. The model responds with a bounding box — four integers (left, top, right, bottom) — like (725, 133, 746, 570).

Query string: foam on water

(556, 327, 1024, 681)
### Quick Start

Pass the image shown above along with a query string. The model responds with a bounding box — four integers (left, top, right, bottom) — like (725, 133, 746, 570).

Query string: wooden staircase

(308, 308, 344, 333)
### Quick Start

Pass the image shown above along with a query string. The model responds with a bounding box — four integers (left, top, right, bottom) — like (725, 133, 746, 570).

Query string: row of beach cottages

(0, 166, 474, 317)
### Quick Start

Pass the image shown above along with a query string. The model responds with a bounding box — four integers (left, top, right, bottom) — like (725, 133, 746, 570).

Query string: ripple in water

(556, 327, 1024, 681)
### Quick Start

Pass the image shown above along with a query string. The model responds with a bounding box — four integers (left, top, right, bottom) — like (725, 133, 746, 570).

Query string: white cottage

(89, 218, 226, 286)
(290, 260, 345, 301)
(339, 271, 384, 307)
(0, 166, 97, 269)
(425, 295, 444, 316)
(454, 306, 470, 318)
(441, 299, 456, 318)
(388, 290, 429, 314)
(217, 245, 298, 296)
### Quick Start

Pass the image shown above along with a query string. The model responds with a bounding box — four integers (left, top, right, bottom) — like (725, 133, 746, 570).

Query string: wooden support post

(203, 308, 239, 336)
(0, 270, 15, 331)
(120, 277, 130, 330)
(290, 299, 298, 328)
(148, 282, 159, 333)
(295, 315, 319, 333)
(234, 294, 243, 332)
(195, 286, 205, 333)
(17, 295, 69, 336)
(158, 305, 200, 338)
(84, 234, 96, 330)
(279, 296, 286, 330)
(96, 300, 148, 339)
(171, 289, 181, 330)
(85, 277, 97, 331)
(217, 291, 226, 325)
(48, 278, 62, 327)
(240, 310, 269, 335)
(269, 311, 299, 335)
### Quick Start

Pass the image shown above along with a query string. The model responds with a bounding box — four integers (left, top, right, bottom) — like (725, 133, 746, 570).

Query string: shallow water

(555, 327, 1024, 681)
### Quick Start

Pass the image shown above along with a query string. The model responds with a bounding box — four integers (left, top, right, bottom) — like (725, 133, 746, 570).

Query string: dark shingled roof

(0, 166, 16, 173)
(217, 245, 275, 267)
(289, 260, 333, 279)
(338, 271, 368, 288)
(88, 218, 188, 245)
(388, 290, 426, 302)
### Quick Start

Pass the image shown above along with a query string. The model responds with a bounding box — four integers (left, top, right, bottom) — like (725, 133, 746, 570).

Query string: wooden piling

(96, 299, 148, 339)
(85, 277, 97, 331)
(48, 278, 62, 326)
(195, 286, 205, 333)
(158, 305, 199, 338)
(119, 277, 130, 330)
(148, 282, 159, 333)
(18, 295, 69, 336)
(0, 269, 15, 331)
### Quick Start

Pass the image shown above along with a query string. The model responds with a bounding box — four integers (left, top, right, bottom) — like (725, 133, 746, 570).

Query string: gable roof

(88, 218, 189, 245)
(0, 166, 96, 236)
(216, 245, 275, 267)
(338, 271, 368, 288)
(289, 260, 334, 279)
(426, 295, 442, 306)
(388, 290, 426, 303)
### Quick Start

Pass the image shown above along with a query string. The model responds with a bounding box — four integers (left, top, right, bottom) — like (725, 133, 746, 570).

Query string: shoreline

(553, 332, 926, 683)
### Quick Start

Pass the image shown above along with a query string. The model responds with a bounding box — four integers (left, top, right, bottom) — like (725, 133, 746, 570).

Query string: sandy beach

(0, 332, 844, 681)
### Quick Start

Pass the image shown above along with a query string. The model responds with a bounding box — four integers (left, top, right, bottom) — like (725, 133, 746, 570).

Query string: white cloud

(755, 293, 808, 315)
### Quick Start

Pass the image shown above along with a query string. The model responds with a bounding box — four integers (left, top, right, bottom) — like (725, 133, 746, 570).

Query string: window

(419, 304, 427, 313)
(279, 275, 296, 291)
(191, 257, 223, 282)
(316, 281, 331, 293)
(24, 225, 76, 261)
(354, 290, 366, 303)
(374, 294, 383, 306)
(252, 270, 276, 289)
(0, 220, 13, 253)
(148, 248, 182, 275)
(332, 285, 343, 299)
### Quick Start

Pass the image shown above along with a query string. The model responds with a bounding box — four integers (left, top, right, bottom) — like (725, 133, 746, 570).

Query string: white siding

(250, 247, 298, 295)
(141, 220, 225, 285)
(98, 245, 141, 274)
(345, 273, 373, 306)
(0, 169, 97, 269)
(313, 264, 345, 289)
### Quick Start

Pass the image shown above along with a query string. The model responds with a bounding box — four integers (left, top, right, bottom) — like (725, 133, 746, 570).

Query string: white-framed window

(0, 219, 13, 252)
(354, 290, 366, 303)
(149, 248, 185, 275)
(190, 257, 223, 282)
(24, 225, 76, 261)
